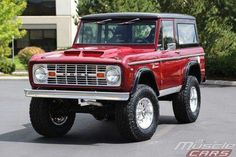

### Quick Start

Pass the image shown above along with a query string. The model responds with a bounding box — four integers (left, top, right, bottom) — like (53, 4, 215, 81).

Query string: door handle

(175, 51, 181, 54)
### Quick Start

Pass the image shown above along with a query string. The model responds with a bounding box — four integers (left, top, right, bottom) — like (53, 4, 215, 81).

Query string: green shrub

(18, 47, 45, 67)
(0, 58, 16, 74)
(206, 52, 236, 80)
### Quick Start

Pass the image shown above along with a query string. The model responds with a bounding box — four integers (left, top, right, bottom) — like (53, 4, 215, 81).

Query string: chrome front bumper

(24, 89, 130, 101)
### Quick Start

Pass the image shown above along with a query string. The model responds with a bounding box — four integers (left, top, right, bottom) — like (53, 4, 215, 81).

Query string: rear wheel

(115, 84, 159, 141)
(172, 76, 201, 123)
(30, 98, 75, 137)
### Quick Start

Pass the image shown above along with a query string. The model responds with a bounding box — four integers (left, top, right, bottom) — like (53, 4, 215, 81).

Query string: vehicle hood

(30, 46, 154, 64)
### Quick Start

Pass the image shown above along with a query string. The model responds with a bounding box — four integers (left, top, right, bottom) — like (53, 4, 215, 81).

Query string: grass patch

(7, 56, 26, 71)
(14, 57, 26, 71)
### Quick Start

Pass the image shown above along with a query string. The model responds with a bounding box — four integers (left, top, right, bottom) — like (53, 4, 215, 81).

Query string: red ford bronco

(25, 13, 205, 142)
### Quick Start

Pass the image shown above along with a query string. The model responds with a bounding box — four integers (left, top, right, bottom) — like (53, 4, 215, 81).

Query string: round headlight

(106, 66, 121, 85)
(34, 66, 47, 83)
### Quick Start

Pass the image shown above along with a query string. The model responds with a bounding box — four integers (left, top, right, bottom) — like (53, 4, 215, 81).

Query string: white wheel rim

(190, 86, 198, 112)
(136, 98, 154, 129)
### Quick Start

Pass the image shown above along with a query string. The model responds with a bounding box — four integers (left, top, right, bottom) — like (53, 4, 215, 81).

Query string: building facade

(16, 0, 78, 53)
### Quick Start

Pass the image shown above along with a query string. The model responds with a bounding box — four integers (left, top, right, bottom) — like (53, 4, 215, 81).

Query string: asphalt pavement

(0, 80, 235, 157)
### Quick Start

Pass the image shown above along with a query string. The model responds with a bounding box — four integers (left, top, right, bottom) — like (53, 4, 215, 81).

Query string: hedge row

(206, 53, 236, 80)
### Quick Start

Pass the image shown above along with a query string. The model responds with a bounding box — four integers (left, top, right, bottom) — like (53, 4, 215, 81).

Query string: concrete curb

(12, 71, 28, 75)
(202, 80, 236, 87)
(0, 76, 28, 80)
(0, 71, 28, 78)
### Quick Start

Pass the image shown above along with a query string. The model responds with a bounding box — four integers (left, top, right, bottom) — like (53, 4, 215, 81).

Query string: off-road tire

(115, 84, 159, 142)
(30, 98, 75, 137)
(172, 76, 201, 123)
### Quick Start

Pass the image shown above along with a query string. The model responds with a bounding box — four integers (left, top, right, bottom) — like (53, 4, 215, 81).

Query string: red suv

(25, 13, 205, 142)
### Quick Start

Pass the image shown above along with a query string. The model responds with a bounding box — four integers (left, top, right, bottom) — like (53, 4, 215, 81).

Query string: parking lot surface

(0, 80, 235, 157)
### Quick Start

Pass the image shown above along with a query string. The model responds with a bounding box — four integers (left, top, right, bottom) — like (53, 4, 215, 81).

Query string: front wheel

(172, 76, 201, 123)
(30, 98, 75, 137)
(115, 84, 159, 142)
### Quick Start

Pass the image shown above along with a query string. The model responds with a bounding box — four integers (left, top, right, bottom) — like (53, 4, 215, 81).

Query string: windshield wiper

(118, 18, 140, 25)
(95, 19, 112, 24)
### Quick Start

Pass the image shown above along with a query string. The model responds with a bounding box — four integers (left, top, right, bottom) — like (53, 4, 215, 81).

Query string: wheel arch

(184, 61, 201, 84)
(131, 68, 159, 96)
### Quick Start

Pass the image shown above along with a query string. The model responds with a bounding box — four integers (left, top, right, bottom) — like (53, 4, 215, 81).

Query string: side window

(158, 21, 175, 50)
(177, 23, 198, 45)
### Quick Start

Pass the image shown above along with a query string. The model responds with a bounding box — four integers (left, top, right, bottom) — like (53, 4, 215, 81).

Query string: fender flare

(183, 61, 201, 83)
(131, 68, 159, 95)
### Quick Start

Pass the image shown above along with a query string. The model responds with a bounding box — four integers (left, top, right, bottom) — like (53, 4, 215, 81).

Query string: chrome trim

(136, 97, 154, 129)
(129, 58, 158, 65)
(24, 89, 130, 101)
(128, 53, 205, 66)
(190, 86, 198, 112)
(34, 64, 121, 87)
(159, 85, 182, 97)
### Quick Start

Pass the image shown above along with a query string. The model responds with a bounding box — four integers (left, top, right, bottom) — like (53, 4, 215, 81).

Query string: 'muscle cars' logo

(174, 140, 235, 157)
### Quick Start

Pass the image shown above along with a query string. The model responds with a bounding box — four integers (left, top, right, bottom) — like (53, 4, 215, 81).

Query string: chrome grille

(46, 64, 107, 86)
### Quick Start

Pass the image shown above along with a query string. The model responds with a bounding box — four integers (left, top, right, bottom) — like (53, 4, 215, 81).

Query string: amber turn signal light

(96, 72, 105, 78)
(48, 71, 56, 77)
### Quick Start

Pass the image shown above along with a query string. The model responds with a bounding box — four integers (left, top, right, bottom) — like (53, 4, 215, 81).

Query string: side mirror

(167, 43, 176, 50)
(157, 44, 163, 50)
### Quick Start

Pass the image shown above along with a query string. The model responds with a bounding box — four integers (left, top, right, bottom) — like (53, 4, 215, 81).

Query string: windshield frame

(73, 19, 158, 47)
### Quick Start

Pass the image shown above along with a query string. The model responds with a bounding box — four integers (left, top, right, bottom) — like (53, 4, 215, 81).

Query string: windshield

(76, 20, 156, 44)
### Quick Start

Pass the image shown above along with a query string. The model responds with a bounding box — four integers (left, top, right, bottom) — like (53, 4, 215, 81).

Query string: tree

(214, 0, 236, 32)
(0, 0, 26, 58)
(76, 0, 159, 16)
(114, 0, 159, 13)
